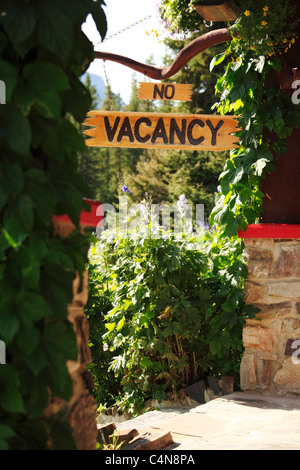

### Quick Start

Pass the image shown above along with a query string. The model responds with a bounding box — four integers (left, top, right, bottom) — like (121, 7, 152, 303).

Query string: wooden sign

(83, 111, 240, 151)
(138, 82, 192, 101)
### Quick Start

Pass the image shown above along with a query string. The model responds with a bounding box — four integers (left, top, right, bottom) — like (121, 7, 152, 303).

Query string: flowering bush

(86, 192, 252, 414)
(232, 0, 297, 57)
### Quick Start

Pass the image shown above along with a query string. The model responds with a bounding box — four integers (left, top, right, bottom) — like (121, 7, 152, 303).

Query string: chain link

(102, 60, 114, 111)
(95, 15, 152, 111)
(94, 15, 152, 46)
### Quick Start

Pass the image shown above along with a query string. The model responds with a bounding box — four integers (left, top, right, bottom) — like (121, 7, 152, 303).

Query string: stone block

(185, 379, 206, 404)
(261, 360, 270, 388)
(220, 376, 234, 395)
(246, 247, 273, 278)
(250, 302, 292, 320)
(207, 375, 221, 395)
(240, 354, 257, 390)
(244, 281, 265, 303)
(274, 357, 300, 394)
(243, 326, 274, 352)
(272, 246, 300, 278)
(267, 281, 300, 300)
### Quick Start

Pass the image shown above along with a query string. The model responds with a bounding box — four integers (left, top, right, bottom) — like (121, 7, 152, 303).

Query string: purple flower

(122, 185, 131, 194)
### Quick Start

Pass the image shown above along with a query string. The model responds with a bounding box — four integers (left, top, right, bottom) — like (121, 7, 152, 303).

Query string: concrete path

(116, 391, 300, 450)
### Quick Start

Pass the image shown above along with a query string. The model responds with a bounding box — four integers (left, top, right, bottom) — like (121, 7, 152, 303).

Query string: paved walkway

(116, 391, 300, 450)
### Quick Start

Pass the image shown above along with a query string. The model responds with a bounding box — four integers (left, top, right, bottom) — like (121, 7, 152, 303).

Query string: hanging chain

(102, 59, 114, 111)
(95, 15, 152, 111)
(94, 15, 152, 46)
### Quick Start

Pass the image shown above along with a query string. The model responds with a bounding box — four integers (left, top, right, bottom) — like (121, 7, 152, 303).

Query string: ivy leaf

(43, 322, 78, 361)
(0, 60, 18, 101)
(0, 385, 25, 413)
(1, 0, 37, 45)
(0, 424, 16, 451)
(210, 51, 227, 71)
(23, 61, 69, 94)
(17, 292, 53, 326)
(89, 0, 108, 42)
(0, 104, 31, 155)
(252, 158, 269, 176)
(3, 160, 24, 199)
(0, 301, 20, 341)
(24, 169, 55, 223)
(37, 3, 73, 58)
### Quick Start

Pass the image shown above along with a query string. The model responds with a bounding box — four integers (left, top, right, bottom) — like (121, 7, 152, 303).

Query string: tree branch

(95, 28, 232, 80)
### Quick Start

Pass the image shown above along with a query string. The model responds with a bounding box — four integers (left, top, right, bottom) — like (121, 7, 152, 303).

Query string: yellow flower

(263, 11, 267, 16)
(263, 5, 269, 11)
(261, 20, 267, 26)
(244, 10, 250, 16)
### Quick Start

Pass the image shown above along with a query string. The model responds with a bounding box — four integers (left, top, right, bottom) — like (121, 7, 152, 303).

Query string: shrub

(86, 196, 251, 414)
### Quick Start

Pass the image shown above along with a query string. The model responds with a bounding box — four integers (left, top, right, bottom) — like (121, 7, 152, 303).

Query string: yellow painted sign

(138, 82, 192, 101)
(83, 111, 240, 151)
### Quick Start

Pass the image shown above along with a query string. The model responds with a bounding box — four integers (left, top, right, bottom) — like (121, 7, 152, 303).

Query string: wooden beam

(95, 28, 232, 80)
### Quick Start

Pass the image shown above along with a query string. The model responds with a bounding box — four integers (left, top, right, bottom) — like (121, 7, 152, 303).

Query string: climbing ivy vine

(0, 0, 106, 450)
(160, 0, 300, 238)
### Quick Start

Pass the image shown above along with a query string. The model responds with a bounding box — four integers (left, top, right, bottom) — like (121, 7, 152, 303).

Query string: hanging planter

(195, 0, 239, 22)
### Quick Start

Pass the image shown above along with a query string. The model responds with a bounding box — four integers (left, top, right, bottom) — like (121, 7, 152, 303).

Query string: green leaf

(0, 301, 20, 341)
(37, 3, 74, 58)
(17, 292, 52, 325)
(1, 0, 37, 45)
(252, 158, 268, 176)
(89, 1, 108, 42)
(3, 215, 28, 249)
(0, 424, 16, 450)
(3, 160, 24, 198)
(23, 61, 69, 94)
(0, 60, 18, 101)
(0, 104, 31, 155)
(24, 169, 55, 222)
(43, 322, 77, 361)
(210, 51, 227, 71)
(0, 385, 25, 413)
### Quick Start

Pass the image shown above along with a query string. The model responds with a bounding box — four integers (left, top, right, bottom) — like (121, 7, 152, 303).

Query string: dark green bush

(86, 199, 251, 415)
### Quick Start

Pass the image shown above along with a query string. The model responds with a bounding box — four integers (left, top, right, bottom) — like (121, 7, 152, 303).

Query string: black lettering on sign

(206, 119, 224, 146)
(169, 118, 186, 144)
(117, 116, 134, 142)
(151, 118, 168, 144)
(187, 119, 205, 145)
(134, 117, 152, 143)
(165, 84, 175, 100)
(153, 84, 175, 100)
(153, 84, 164, 100)
(104, 116, 120, 142)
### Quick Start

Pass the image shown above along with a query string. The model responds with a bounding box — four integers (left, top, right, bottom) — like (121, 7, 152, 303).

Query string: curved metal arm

(95, 28, 232, 79)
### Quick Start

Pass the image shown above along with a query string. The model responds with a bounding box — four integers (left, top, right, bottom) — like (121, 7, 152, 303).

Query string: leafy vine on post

(0, 0, 107, 450)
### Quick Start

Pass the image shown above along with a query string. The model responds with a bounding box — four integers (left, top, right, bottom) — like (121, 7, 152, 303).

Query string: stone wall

(241, 237, 300, 395)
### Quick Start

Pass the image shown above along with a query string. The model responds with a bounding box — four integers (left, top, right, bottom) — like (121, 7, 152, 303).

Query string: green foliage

(86, 198, 249, 414)
(159, 0, 213, 33)
(232, 0, 298, 57)
(209, 45, 300, 237)
(0, 0, 106, 449)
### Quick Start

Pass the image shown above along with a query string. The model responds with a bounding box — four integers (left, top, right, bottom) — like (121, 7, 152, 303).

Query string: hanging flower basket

(195, 0, 239, 22)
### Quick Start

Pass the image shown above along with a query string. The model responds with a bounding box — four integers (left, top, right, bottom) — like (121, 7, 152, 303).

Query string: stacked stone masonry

(241, 238, 300, 395)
